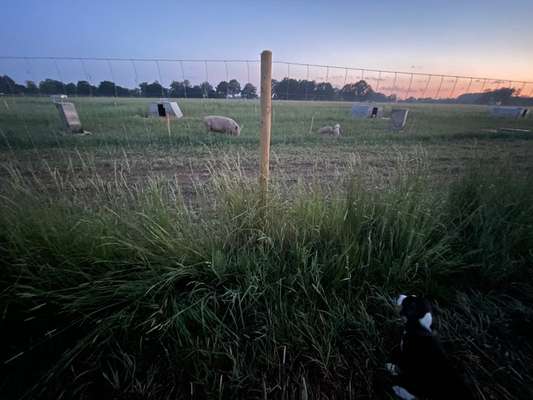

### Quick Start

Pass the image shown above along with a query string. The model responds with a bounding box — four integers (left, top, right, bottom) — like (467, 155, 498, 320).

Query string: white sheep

(318, 123, 341, 136)
(203, 115, 241, 136)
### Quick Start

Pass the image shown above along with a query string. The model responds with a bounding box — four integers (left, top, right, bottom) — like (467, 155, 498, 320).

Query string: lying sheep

(318, 123, 341, 136)
(203, 115, 241, 136)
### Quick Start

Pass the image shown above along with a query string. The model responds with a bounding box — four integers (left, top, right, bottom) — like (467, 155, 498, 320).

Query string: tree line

(0, 75, 258, 99)
(0, 74, 395, 102)
(272, 78, 396, 102)
(1, 74, 531, 105)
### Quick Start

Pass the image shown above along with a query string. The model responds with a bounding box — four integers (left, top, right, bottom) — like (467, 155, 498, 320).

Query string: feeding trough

(351, 103, 382, 119)
(148, 99, 183, 119)
(390, 109, 409, 131)
(488, 106, 528, 119)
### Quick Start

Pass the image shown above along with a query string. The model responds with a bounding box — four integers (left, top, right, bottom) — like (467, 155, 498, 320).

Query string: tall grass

(1, 161, 532, 399)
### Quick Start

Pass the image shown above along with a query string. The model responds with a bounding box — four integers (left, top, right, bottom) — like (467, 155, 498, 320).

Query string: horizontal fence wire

(1, 56, 532, 101)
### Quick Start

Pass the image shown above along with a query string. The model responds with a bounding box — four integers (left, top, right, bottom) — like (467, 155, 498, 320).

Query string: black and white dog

(386, 294, 474, 400)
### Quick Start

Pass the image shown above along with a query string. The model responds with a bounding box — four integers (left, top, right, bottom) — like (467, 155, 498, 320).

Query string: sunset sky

(1, 0, 532, 95)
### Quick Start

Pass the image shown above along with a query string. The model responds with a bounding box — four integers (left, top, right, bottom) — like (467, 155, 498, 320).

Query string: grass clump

(0, 165, 532, 399)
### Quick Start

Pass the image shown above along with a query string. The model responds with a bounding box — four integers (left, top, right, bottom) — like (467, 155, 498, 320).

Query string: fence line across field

(0, 50, 531, 194)
(1, 56, 533, 100)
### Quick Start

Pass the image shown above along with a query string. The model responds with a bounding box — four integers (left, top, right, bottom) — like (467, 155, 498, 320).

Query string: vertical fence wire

(53, 59, 66, 94)
(156, 60, 165, 98)
(305, 64, 310, 100)
(80, 58, 105, 134)
(130, 59, 153, 142)
(3, 62, 36, 153)
(465, 78, 473, 96)
(224, 61, 230, 99)
(375, 71, 382, 93)
(420, 75, 432, 99)
(107, 59, 130, 141)
(405, 73, 414, 100)
(480, 79, 488, 93)
(180, 61, 188, 98)
(28, 57, 56, 137)
(286, 63, 290, 100)
(435, 76, 445, 99)
(449, 77, 459, 99)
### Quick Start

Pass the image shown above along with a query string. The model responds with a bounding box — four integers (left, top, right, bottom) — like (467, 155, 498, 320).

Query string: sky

(1, 0, 532, 96)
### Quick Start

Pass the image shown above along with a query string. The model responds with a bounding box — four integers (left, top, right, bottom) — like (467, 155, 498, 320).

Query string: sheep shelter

(55, 102, 83, 133)
(351, 103, 382, 119)
(148, 100, 183, 119)
(390, 109, 409, 130)
(488, 106, 529, 119)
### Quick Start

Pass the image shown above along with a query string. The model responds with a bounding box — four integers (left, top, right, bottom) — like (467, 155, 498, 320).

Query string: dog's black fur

(388, 295, 474, 400)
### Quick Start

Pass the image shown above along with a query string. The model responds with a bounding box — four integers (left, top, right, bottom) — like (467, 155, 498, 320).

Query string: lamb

(318, 123, 341, 136)
(203, 115, 241, 136)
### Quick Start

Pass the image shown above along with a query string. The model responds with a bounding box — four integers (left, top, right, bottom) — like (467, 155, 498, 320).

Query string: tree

(215, 81, 229, 98)
(298, 80, 317, 100)
(139, 81, 165, 97)
(25, 81, 39, 95)
(185, 85, 204, 98)
(370, 92, 389, 102)
(97, 81, 116, 96)
(65, 83, 77, 95)
(228, 79, 241, 97)
(315, 82, 336, 100)
(241, 83, 257, 99)
(0, 75, 25, 94)
(115, 85, 132, 97)
(169, 80, 190, 97)
(0, 75, 14, 93)
(340, 80, 374, 101)
(76, 80, 95, 96)
(200, 81, 214, 98)
(39, 79, 65, 94)
(477, 87, 515, 105)
(272, 78, 299, 100)
(272, 78, 317, 100)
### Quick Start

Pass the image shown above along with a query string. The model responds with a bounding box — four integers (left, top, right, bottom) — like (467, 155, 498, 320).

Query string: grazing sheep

(203, 115, 241, 136)
(318, 123, 341, 136)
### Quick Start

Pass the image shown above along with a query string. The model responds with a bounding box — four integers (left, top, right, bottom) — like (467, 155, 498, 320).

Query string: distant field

(1, 97, 532, 194)
(1, 98, 533, 399)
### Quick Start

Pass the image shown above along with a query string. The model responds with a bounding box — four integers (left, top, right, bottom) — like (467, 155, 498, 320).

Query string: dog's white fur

(419, 312, 432, 331)
(392, 386, 416, 400)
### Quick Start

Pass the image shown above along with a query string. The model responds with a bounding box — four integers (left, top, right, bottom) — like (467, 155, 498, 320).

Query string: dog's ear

(399, 295, 417, 319)
(396, 294, 408, 306)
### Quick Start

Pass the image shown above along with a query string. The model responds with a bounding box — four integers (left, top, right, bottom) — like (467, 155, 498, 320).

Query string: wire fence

(0, 55, 532, 154)
(1, 56, 533, 101)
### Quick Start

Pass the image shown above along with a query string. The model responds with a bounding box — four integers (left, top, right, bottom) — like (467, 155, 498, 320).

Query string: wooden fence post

(259, 50, 272, 204)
